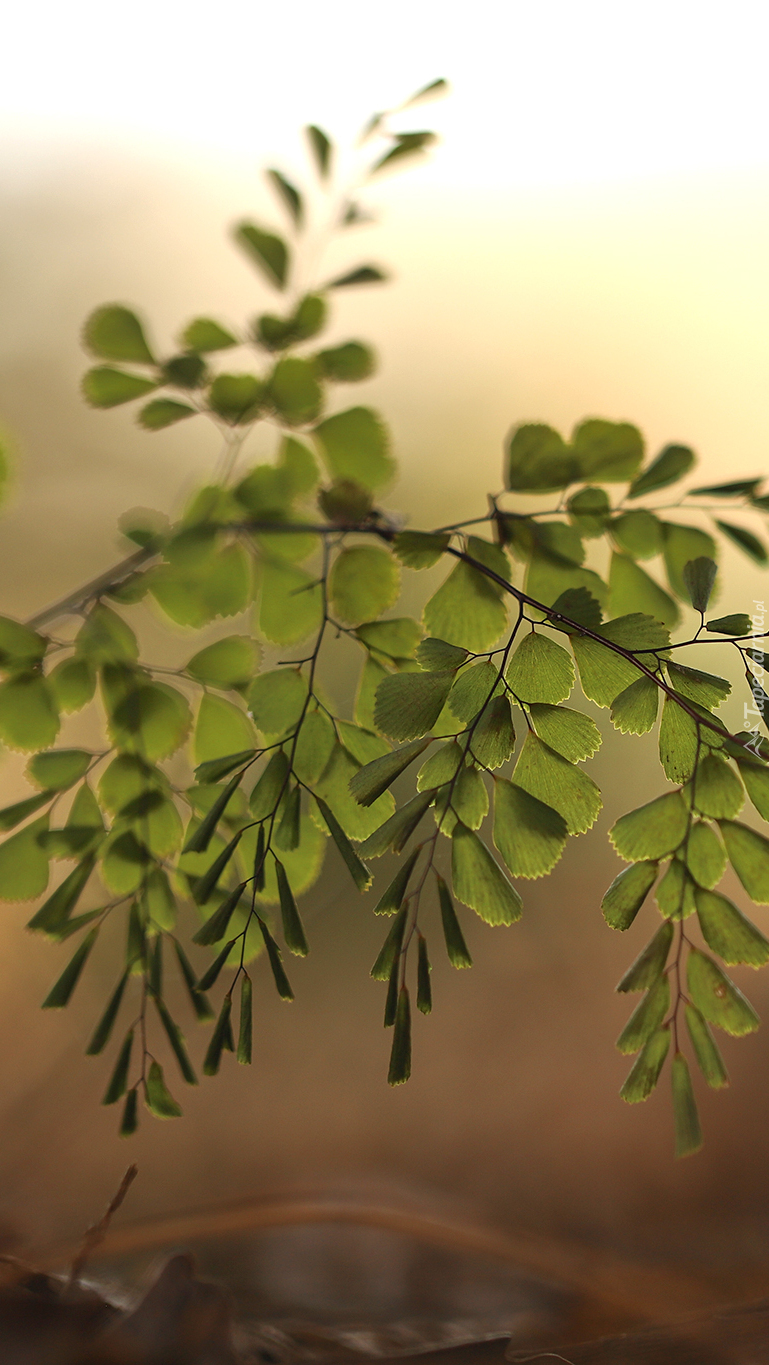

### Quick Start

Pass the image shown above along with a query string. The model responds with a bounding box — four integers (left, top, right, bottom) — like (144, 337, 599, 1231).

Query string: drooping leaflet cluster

(1, 82, 769, 1154)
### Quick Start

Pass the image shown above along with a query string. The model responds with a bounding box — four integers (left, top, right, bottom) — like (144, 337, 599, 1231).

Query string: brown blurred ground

(1, 149, 769, 1314)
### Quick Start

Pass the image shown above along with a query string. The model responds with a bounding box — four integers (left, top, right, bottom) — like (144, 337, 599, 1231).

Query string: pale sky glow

(3, 0, 769, 189)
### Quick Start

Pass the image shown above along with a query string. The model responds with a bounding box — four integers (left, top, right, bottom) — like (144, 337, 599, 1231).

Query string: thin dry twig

(65, 1164, 138, 1295)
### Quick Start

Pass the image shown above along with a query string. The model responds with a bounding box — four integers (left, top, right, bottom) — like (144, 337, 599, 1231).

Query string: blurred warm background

(1, 0, 769, 1322)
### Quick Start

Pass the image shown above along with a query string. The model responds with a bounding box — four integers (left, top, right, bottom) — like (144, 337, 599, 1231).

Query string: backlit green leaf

(719, 820, 769, 902)
(387, 986, 412, 1086)
(372, 847, 420, 916)
(628, 444, 695, 499)
(0, 673, 59, 751)
(608, 554, 679, 627)
(47, 657, 95, 714)
(82, 367, 158, 408)
(567, 485, 610, 537)
(237, 975, 253, 1065)
(358, 791, 434, 858)
(448, 662, 501, 723)
(258, 917, 294, 1000)
(208, 373, 264, 424)
(416, 935, 432, 1014)
(371, 905, 407, 980)
(512, 732, 602, 835)
(185, 636, 259, 691)
(505, 423, 576, 492)
(526, 550, 607, 612)
(716, 520, 768, 564)
(470, 695, 516, 769)
(0, 792, 52, 832)
(194, 882, 246, 946)
(41, 928, 98, 1009)
(357, 618, 421, 660)
(27, 855, 95, 934)
(493, 779, 568, 879)
(393, 532, 450, 569)
(451, 824, 522, 926)
(306, 124, 332, 178)
(667, 662, 730, 709)
(601, 861, 658, 930)
(183, 771, 244, 855)
(350, 737, 431, 807)
(248, 752, 289, 822)
(235, 222, 289, 289)
(705, 613, 752, 635)
(659, 697, 698, 783)
(161, 354, 207, 389)
(327, 265, 388, 288)
(315, 342, 375, 382)
(417, 741, 462, 792)
(110, 681, 191, 761)
(691, 754, 744, 819)
(528, 704, 601, 762)
(196, 938, 237, 992)
(620, 1027, 670, 1103)
(330, 546, 400, 624)
(687, 946, 759, 1035)
(139, 399, 196, 430)
(274, 859, 308, 956)
(83, 305, 155, 363)
(0, 617, 47, 670)
(685, 1005, 729, 1089)
(600, 613, 670, 651)
(436, 874, 473, 967)
(685, 820, 726, 889)
(573, 418, 644, 483)
(424, 547, 509, 653)
(86, 972, 128, 1055)
(611, 511, 664, 560)
(247, 669, 307, 738)
(616, 976, 670, 1054)
(269, 356, 322, 426)
(415, 638, 467, 672)
(145, 1059, 182, 1118)
(610, 792, 688, 861)
(259, 558, 323, 645)
(655, 858, 696, 919)
(267, 168, 303, 227)
(27, 749, 91, 792)
(315, 741, 395, 841)
(695, 887, 769, 966)
(616, 921, 673, 992)
(77, 604, 139, 665)
(570, 635, 639, 708)
(314, 407, 394, 489)
(374, 671, 453, 742)
(534, 522, 585, 567)
(0, 815, 49, 901)
(610, 676, 659, 735)
(194, 694, 256, 766)
(683, 557, 718, 613)
(671, 1053, 702, 1158)
(104, 1033, 134, 1107)
(315, 797, 372, 890)
(737, 758, 769, 820)
(433, 764, 488, 835)
(181, 317, 237, 352)
(506, 633, 574, 704)
(663, 523, 716, 600)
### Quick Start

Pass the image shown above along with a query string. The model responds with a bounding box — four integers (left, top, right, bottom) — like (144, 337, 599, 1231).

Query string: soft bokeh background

(1, 0, 769, 1307)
